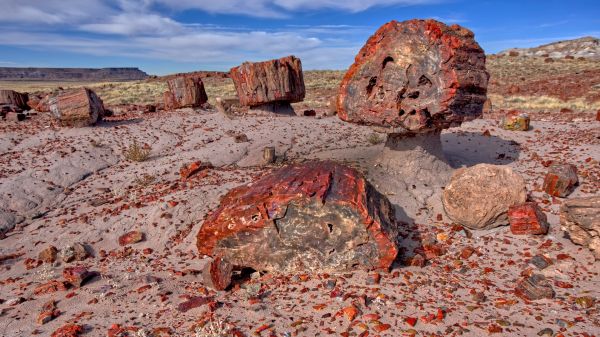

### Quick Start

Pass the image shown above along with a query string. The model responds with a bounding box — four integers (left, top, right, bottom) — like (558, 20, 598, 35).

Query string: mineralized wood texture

(164, 75, 208, 110)
(560, 196, 600, 259)
(49, 88, 104, 127)
(230, 55, 305, 107)
(0, 89, 29, 110)
(337, 19, 488, 133)
(196, 161, 399, 273)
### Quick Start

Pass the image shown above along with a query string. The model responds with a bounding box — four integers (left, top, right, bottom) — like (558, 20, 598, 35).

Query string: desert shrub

(123, 140, 151, 162)
(367, 133, 384, 145)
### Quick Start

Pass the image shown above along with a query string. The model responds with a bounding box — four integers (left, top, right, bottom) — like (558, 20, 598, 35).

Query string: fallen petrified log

(560, 196, 600, 259)
(0, 89, 29, 111)
(197, 161, 399, 274)
(163, 74, 208, 110)
(230, 55, 305, 114)
(49, 88, 105, 127)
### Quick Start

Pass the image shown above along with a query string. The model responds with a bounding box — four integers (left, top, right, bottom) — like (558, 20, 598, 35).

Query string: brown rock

(51, 324, 84, 337)
(560, 196, 600, 259)
(515, 274, 554, 300)
(163, 75, 208, 110)
(197, 161, 399, 273)
(202, 257, 233, 291)
(118, 231, 144, 246)
(36, 300, 59, 325)
(337, 19, 488, 133)
(0, 89, 29, 110)
(543, 163, 578, 197)
(60, 243, 89, 263)
(49, 88, 105, 127)
(62, 266, 94, 287)
(509, 202, 549, 235)
(34, 280, 69, 295)
(442, 164, 527, 230)
(230, 55, 305, 107)
(180, 161, 212, 181)
(38, 246, 59, 263)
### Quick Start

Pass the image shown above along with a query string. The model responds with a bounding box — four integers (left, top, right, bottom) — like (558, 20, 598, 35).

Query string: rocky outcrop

(0, 67, 148, 81)
(49, 88, 105, 127)
(560, 196, 600, 259)
(336, 19, 488, 134)
(498, 36, 600, 60)
(163, 75, 208, 110)
(230, 55, 305, 108)
(442, 164, 527, 230)
(197, 161, 399, 273)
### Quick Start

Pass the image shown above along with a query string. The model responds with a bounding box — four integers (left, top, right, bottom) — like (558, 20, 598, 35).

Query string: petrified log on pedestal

(337, 19, 488, 133)
(196, 161, 399, 273)
(560, 196, 600, 259)
(49, 88, 105, 127)
(230, 55, 305, 115)
(163, 75, 208, 110)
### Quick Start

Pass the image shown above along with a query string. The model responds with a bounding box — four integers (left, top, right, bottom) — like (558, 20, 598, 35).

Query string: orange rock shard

(509, 202, 549, 235)
(337, 19, 488, 133)
(49, 88, 105, 127)
(197, 161, 399, 273)
(163, 74, 208, 110)
(230, 55, 305, 107)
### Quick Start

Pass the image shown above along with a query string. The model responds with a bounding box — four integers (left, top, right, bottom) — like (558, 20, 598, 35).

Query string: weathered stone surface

(442, 164, 527, 230)
(337, 19, 488, 133)
(499, 110, 530, 131)
(202, 257, 233, 291)
(509, 202, 549, 235)
(230, 55, 305, 107)
(515, 274, 555, 301)
(38, 246, 58, 263)
(543, 163, 578, 197)
(49, 88, 105, 127)
(34, 280, 69, 295)
(197, 161, 399, 273)
(163, 75, 208, 110)
(118, 231, 144, 246)
(36, 300, 59, 325)
(180, 161, 212, 181)
(560, 196, 600, 259)
(51, 324, 84, 337)
(0, 89, 29, 110)
(60, 243, 89, 263)
(62, 266, 94, 287)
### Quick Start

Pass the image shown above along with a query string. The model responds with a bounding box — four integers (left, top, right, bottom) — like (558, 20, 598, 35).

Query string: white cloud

(0, 0, 113, 23)
(80, 13, 184, 36)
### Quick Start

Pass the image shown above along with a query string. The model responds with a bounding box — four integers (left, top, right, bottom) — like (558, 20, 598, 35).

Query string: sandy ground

(0, 108, 599, 337)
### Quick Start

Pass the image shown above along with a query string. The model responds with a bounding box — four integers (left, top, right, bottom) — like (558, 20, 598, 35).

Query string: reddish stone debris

(49, 88, 105, 127)
(62, 266, 94, 287)
(197, 161, 399, 273)
(107, 324, 139, 337)
(177, 296, 215, 313)
(337, 19, 488, 133)
(33, 280, 70, 295)
(230, 55, 305, 107)
(543, 163, 578, 197)
(515, 274, 555, 301)
(36, 300, 59, 325)
(202, 257, 233, 291)
(180, 161, 213, 181)
(51, 324, 84, 337)
(163, 74, 208, 110)
(38, 246, 58, 263)
(509, 202, 549, 235)
(596, 109, 600, 121)
(118, 231, 144, 246)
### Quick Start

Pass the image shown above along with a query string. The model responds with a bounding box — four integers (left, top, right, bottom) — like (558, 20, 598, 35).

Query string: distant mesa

(0, 67, 148, 81)
(497, 36, 600, 59)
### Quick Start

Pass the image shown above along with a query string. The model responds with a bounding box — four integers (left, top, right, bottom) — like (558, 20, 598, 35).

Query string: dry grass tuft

(367, 133, 384, 145)
(123, 140, 151, 162)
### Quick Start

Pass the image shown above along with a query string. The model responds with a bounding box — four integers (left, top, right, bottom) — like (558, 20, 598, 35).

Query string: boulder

(499, 110, 530, 131)
(560, 196, 600, 259)
(543, 163, 578, 197)
(197, 161, 399, 273)
(442, 164, 527, 230)
(163, 74, 208, 110)
(49, 88, 105, 127)
(230, 55, 305, 108)
(336, 19, 488, 133)
(0, 89, 29, 110)
(509, 202, 549, 235)
(515, 274, 555, 301)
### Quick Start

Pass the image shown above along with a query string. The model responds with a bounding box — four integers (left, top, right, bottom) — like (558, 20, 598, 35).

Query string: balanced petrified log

(230, 55, 305, 110)
(196, 161, 399, 273)
(49, 88, 104, 127)
(0, 89, 29, 112)
(337, 19, 488, 133)
(164, 75, 208, 110)
(560, 196, 600, 259)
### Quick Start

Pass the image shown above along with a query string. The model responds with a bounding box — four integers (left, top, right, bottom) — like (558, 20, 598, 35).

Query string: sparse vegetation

(367, 133, 384, 145)
(134, 174, 156, 186)
(194, 317, 232, 337)
(123, 140, 151, 162)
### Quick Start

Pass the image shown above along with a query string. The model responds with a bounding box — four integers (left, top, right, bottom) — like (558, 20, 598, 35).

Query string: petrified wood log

(49, 88, 104, 127)
(230, 55, 305, 107)
(0, 89, 29, 110)
(543, 163, 578, 197)
(164, 75, 208, 110)
(197, 161, 399, 273)
(560, 196, 600, 259)
(337, 19, 488, 133)
(509, 202, 549, 235)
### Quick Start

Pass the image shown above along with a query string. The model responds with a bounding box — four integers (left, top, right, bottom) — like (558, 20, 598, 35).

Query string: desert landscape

(0, 17, 599, 337)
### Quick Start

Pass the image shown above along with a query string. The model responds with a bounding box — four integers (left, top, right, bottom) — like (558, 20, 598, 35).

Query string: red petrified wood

(509, 202, 549, 235)
(49, 88, 105, 127)
(197, 161, 399, 273)
(543, 163, 578, 197)
(202, 256, 233, 291)
(163, 75, 208, 110)
(0, 89, 29, 112)
(337, 19, 488, 133)
(230, 55, 305, 107)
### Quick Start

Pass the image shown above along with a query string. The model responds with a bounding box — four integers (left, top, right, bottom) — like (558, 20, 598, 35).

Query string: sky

(0, 0, 598, 75)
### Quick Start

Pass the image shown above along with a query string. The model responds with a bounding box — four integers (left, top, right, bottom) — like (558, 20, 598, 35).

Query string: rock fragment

(0, 89, 29, 112)
(202, 257, 233, 291)
(49, 88, 105, 127)
(63, 266, 94, 287)
(51, 324, 84, 337)
(60, 243, 89, 263)
(118, 231, 144, 246)
(163, 75, 208, 110)
(543, 163, 578, 197)
(509, 202, 549, 235)
(560, 196, 600, 259)
(38, 246, 59, 263)
(515, 274, 555, 300)
(180, 161, 212, 181)
(36, 300, 59, 325)
(499, 110, 530, 131)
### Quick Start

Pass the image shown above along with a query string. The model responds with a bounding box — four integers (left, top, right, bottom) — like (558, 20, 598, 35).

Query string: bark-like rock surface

(509, 202, 549, 235)
(560, 196, 600, 259)
(0, 89, 29, 112)
(337, 19, 488, 133)
(163, 75, 208, 110)
(442, 164, 527, 230)
(230, 55, 305, 107)
(543, 163, 578, 197)
(197, 161, 399, 273)
(49, 88, 105, 127)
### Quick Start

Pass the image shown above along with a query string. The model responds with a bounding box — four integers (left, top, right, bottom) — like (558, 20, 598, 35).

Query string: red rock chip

(509, 202, 549, 235)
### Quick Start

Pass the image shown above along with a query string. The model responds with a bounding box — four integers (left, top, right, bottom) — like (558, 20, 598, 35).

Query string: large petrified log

(163, 75, 208, 110)
(229, 55, 305, 113)
(560, 196, 600, 259)
(196, 161, 399, 273)
(337, 19, 488, 132)
(49, 88, 105, 127)
(0, 89, 29, 112)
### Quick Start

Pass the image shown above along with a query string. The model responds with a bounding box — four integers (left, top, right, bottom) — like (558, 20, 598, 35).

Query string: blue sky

(0, 0, 598, 75)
